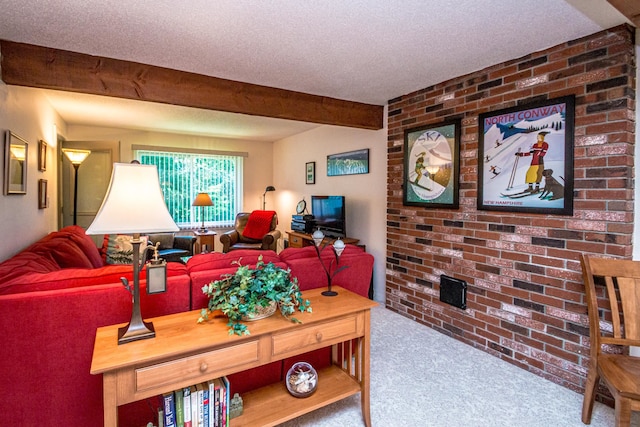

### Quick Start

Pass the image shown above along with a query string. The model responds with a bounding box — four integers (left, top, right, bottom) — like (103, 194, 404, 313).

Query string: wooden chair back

(580, 254, 640, 426)
(581, 254, 640, 348)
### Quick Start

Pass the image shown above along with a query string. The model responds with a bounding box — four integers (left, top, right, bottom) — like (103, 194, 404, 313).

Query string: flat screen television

(311, 195, 346, 238)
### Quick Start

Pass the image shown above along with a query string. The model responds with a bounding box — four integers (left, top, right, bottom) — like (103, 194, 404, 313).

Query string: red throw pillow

(242, 210, 275, 240)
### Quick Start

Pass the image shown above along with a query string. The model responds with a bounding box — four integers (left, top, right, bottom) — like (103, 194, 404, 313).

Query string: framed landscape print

(327, 149, 369, 176)
(403, 119, 460, 208)
(4, 131, 28, 195)
(477, 95, 574, 215)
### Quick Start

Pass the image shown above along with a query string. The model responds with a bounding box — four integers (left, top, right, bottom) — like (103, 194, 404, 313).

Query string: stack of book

(161, 376, 230, 427)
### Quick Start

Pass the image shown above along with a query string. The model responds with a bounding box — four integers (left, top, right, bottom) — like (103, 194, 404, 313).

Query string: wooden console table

(91, 287, 377, 427)
(286, 230, 360, 248)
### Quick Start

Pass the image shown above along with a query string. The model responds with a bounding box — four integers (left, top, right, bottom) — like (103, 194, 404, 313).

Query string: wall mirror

(4, 131, 28, 195)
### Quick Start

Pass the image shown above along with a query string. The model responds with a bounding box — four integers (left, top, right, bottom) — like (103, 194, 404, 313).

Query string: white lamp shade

(62, 148, 91, 165)
(86, 163, 179, 235)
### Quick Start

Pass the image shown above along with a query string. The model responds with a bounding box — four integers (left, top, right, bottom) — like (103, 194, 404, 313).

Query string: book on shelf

(196, 383, 205, 427)
(211, 378, 222, 427)
(175, 388, 185, 427)
(207, 380, 216, 427)
(183, 386, 193, 427)
(221, 376, 230, 426)
(163, 391, 176, 427)
(201, 382, 210, 427)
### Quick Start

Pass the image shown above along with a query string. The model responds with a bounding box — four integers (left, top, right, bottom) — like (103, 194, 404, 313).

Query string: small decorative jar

(285, 361, 318, 398)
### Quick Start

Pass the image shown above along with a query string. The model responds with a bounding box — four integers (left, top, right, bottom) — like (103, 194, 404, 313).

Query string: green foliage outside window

(137, 150, 242, 227)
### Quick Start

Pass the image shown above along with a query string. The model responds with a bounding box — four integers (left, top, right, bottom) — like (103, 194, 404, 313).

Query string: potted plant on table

(198, 255, 312, 335)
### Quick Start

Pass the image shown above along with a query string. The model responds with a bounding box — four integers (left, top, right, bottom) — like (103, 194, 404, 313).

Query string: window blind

(134, 148, 243, 228)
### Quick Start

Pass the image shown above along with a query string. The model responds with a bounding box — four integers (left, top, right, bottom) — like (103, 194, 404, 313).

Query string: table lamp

(192, 192, 214, 232)
(86, 163, 179, 344)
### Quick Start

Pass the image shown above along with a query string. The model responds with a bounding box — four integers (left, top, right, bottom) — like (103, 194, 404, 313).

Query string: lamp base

(198, 228, 208, 233)
(322, 290, 338, 297)
(117, 320, 156, 345)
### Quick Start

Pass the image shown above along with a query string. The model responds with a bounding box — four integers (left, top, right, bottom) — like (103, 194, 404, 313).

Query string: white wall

(0, 84, 65, 261)
(273, 121, 388, 302)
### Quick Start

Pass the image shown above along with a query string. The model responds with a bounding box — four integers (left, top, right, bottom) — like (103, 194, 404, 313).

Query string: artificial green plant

(198, 255, 312, 335)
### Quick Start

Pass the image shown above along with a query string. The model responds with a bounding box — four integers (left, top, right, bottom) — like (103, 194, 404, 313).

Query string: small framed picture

(305, 161, 315, 184)
(38, 179, 48, 209)
(38, 139, 47, 171)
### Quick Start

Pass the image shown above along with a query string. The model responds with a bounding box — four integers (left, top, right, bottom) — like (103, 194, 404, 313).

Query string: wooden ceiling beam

(0, 40, 383, 130)
(606, 0, 640, 27)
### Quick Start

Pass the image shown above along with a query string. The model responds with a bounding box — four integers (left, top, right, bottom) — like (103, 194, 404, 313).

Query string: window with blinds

(134, 147, 244, 228)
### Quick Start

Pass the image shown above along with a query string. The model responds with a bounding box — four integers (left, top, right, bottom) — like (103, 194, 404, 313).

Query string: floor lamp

(263, 186, 275, 210)
(62, 148, 91, 225)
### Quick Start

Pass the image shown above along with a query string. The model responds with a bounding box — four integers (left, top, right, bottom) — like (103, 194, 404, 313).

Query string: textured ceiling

(0, 0, 629, 140)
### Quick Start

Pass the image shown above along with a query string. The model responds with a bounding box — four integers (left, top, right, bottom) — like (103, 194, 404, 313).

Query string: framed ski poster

(403, 119, 460, 208)
(477, 96, 574, 215)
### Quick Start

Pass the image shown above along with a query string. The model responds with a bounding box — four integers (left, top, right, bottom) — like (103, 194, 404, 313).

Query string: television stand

(286, 231, 360, 249)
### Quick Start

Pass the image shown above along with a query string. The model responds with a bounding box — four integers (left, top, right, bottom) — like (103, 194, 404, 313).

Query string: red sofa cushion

(186, 249, 282, 273)
(0, 251, 60, 286)
(0, 262, 188, 295)
(30, 225, 104, 268)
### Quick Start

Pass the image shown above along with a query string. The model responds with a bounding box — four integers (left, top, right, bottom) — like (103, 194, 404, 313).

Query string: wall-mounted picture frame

(38, 139, 47, 171)
(327, 148, 369, 176)
(38, 179, 48, 209)
(403, 119, 460, 208)
(4, 131, 28, 195)
(477, 95, 574, 215)
(305, 161, 315, 184)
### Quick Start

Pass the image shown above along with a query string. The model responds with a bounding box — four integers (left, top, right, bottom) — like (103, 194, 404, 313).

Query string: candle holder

(311, 229, 348, 296)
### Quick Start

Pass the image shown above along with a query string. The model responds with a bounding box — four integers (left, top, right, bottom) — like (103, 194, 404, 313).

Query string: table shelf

(232, 365, 361, 426)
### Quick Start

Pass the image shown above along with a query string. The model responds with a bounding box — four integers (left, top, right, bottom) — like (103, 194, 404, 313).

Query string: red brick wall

(386, 24, 635, 398)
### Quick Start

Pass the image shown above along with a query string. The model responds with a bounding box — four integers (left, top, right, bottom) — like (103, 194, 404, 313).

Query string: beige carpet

(279, 305, 632, 427)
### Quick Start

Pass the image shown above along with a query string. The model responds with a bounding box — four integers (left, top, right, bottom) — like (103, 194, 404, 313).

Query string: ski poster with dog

(477, 96, 574, 215)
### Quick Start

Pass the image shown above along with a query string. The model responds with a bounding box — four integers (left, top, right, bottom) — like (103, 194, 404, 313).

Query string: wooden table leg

(103, 372, 118, 427)
(361, 310, 372, 427)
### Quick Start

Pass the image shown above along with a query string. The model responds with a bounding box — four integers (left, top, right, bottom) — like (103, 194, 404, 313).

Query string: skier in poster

(414, 152, 426, 185)
(515, 131, 549, 193)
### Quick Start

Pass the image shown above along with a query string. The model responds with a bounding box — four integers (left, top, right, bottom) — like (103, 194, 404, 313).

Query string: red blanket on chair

(242, 210, 276, 240)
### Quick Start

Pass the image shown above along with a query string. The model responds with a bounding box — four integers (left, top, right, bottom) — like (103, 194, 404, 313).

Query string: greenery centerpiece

(198, 255, 312, 335)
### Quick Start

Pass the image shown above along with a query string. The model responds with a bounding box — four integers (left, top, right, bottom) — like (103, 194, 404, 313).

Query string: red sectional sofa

(0, 226, 374, 427)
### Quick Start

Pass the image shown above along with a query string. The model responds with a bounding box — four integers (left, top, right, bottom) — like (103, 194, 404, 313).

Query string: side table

(194, 230, 217, 253)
